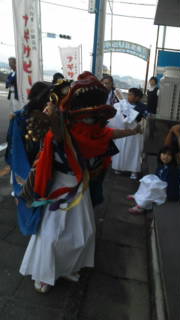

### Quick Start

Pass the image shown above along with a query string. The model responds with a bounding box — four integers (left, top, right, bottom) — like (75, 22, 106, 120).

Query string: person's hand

(0, 165, 10, 177)
(9, 112, 15, 120)
(15, 197, 18, 206)
(133, 124, 142, 134)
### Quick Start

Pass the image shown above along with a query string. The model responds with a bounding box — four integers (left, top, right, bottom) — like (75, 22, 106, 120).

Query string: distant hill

(0, 60, 145, 89)
(113, 75, 144, 90)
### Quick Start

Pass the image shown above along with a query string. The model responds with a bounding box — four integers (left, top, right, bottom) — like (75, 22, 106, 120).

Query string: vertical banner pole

(92, 0, 107, 79)
(110, 0, 113, 75)
(92, 0, 100, 75)
(153, 25, 160, 76)
(144, 50, 150, 94)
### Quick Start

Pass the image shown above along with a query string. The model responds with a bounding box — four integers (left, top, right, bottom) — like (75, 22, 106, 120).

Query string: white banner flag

(59, 46, 81, 81)
(12, 0, 43, 107)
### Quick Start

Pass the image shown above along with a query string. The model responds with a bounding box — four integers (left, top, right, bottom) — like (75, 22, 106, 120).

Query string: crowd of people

(3, 57, 180, 293)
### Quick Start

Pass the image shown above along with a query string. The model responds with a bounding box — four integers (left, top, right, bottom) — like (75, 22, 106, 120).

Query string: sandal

(62, 273, 80, 282)
(127, 194, 134, 201)
(34, 281, 51, 293)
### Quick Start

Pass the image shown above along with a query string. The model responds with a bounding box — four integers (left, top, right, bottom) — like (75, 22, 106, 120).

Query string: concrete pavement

(0, 153, 151, 320)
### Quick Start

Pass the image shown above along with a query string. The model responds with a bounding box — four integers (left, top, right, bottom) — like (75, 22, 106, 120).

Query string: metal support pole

(162, 26, 167, 50)
(92, 0, 107, 79)
(144, 51, 150, 94)
(153, 25, 160, 76)
(92, 0, 100, 75)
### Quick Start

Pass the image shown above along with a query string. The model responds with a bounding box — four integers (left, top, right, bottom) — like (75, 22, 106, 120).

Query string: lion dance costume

(19, 72, 123, 292)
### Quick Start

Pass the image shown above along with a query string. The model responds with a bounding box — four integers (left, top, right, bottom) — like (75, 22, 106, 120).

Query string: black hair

(129, 88, 143, 99)
(8, 57, 16, 61)
(28, 81, 49, 101)
(149, 76, 158, 85)
(101, 74, 114, 84)
(24, 81, 51, 116)
(101, 74, 115, 92)
(52, 72, 64, 84)
(157, 145, 177, 166)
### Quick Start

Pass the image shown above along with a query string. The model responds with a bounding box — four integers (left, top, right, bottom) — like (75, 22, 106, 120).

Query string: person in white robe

(20, 158, 96, 288)
(108, 88, 148, 179)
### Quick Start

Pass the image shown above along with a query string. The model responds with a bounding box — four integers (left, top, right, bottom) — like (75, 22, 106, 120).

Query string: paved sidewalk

(0, 154, 151, 320)
(79, 171, 151, 320)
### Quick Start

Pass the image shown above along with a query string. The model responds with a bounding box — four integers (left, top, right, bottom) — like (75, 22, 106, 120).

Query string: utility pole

(92, 0, 107, 79)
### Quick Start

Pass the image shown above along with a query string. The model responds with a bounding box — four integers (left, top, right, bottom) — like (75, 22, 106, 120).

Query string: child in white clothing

(128, 146, 180, 214)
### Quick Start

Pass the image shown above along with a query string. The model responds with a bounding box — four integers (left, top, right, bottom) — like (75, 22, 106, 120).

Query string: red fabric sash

(34, 123, 114, 198)
(34, 130, 54, 197)
(70, 122, 114, 159)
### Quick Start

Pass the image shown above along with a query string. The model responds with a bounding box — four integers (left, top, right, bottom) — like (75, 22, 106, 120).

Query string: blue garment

(17, 199, 43, 236)
(6, 110, 30, 195)
(156, 164, 180, 201)
(147, 87, 158, 114)
(6, 72, 18, 100)
(134, 101, 149, 122)
(5, 109, 43, 235)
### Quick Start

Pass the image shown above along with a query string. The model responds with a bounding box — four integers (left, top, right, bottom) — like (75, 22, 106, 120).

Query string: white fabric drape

(20, 171, 95, 286)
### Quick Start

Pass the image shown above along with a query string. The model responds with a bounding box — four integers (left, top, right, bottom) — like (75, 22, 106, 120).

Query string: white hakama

(108, 100, 143, 173)
(20, 171, 95, 286)
(133, 174, 167, 209)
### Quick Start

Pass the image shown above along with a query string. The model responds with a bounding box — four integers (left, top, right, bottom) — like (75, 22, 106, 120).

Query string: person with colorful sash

(5, 82, 50, 190)
(5, 79, 72, 235)
(18, 72, 142, 293)
(5, 81, 51, 232)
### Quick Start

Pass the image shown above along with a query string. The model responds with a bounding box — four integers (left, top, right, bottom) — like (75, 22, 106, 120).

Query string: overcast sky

(1, 0, 180, 80)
